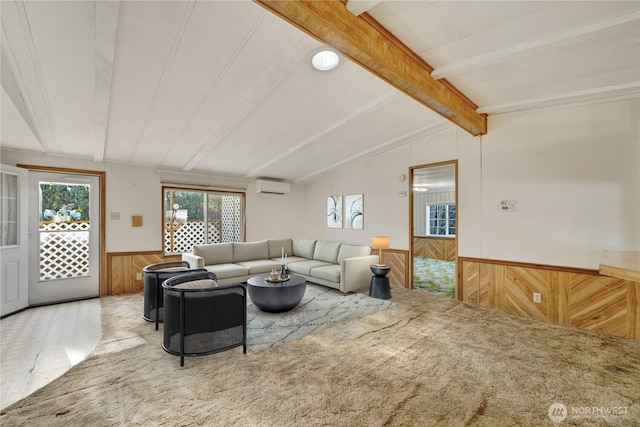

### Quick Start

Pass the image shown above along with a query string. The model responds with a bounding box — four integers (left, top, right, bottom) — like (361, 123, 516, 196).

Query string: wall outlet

(533, 292, 541, 303)
(136, 272, 142, 280)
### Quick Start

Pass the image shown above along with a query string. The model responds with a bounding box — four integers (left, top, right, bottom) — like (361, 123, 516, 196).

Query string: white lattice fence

(164, 221, 222, 254)
(39, 221, 90, 280)
(221, 196, 242, 242)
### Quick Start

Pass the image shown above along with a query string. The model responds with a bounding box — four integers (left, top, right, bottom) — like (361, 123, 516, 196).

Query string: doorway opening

(410, 161, 457, 298)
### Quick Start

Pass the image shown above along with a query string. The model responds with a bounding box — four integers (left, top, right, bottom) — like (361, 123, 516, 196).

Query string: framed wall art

(327, 195, 343, 228)
(345, 194, 363, 229)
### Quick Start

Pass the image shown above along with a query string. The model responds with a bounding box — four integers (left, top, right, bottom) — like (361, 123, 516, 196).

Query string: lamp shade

(371, 236, 390, 250)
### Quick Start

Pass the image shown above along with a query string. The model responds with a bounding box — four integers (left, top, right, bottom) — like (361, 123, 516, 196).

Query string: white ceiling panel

(2, 1, 638, 182)
(21, 1, 95, 157)
(369, 1, 551, 58)
(1, 87, 42, 153)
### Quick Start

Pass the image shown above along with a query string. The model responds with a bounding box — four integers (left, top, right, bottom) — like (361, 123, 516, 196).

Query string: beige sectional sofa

(181, 238, 378, 294)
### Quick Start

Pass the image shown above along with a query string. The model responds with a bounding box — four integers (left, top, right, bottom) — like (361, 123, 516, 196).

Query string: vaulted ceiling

(2, 1, 638, 183)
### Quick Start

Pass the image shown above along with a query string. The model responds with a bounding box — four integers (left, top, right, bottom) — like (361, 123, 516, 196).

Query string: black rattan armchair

(143, 261, 206, 330)
(162, 271, 247, 366)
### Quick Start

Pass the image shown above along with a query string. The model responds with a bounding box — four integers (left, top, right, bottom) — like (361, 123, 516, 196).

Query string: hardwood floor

(0, 298, 102, 410)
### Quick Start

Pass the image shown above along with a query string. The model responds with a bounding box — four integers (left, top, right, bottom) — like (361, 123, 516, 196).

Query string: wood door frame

(409, 160, 458, 296)
(18, 164, 107, 296)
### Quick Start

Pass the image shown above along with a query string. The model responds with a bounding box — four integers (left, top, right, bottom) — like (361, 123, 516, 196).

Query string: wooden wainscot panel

(481, 263, 505, 310)
(504, 266, 549, 321)
(459, 257, 639, 340)
(413, 237, 456, 261)
(461, 261, 479, 304)
(629, 281, 640, 340)
(385, 249, 409, 289)
(107, 251, 181, 295)
(109, 255, 128, 295)
(551, 271, 572, 325)
(570, 274, 628, 338)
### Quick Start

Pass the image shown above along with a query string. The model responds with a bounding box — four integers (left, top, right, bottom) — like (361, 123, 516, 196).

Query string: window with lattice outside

(163, 187, 244, 255)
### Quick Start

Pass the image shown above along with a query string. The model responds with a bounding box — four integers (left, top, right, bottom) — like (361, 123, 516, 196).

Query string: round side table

(369, 265, 391, 299)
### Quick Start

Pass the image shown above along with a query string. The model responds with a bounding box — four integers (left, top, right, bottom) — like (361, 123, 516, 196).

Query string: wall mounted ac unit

(255, 179, 291, 195)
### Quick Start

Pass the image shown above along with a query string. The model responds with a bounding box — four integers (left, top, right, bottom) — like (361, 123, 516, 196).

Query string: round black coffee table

(246, 274, 307, 312)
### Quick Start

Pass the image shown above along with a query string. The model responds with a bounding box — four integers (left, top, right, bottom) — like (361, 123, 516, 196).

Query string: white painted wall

(245, 180, 306, 241)
(300, 98, 639, 270)
(3, 97, 637, 270)
(480, 99, 639, 268)
(105, 163, 161, 251)
(0, 149, 304, 252)
(302, 126, 469, 250)
(303, 144, 413, 248)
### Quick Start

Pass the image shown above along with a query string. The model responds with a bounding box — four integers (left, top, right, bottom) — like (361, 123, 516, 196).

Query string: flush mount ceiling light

(312, 48, 341, 71)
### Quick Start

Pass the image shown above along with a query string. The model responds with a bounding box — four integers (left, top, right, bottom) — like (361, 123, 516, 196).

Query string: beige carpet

(2, 288, 639, 426)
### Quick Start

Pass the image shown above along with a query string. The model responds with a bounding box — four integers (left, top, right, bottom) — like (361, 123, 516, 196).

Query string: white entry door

(28, 171, 100, 305)
(0, 165, 29, 316)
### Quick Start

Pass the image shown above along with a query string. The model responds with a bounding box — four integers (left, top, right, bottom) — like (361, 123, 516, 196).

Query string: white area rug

(247, 283, 393, 352)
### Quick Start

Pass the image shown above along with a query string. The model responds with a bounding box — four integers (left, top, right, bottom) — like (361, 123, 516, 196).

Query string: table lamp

(371, 236, 390, 267)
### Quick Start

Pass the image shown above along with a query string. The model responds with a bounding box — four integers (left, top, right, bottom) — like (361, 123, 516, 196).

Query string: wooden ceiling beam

(254, 0, 487, 136)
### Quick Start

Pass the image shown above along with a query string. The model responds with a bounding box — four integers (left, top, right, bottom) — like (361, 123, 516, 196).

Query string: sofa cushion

(204, 263, 248, 280)
(292, 238, 317, 259)
(338, 244, 372, 263)
(233, 240, 268, 262)
(277, 256, 307, 264)
(267, 238, 293, 259)
(310, 265, 340, 283)
(287, 260, 332, 275)
(235, 259, 281, 275)
(172, 279, 218, 289)
(313, 241, 341, 264)
(193, 243, 233, 265)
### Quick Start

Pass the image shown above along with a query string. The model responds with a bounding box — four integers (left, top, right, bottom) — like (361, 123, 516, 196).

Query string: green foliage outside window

(427, 204, 456, 237)
(165, 191, 205, 221)
(164, 190, 226, 223)
(40, 183, 90, 221)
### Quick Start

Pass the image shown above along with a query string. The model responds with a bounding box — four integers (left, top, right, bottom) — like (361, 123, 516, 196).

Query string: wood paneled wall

(413, 236, 456, 261)
(383, 249, 410, 289)
(459, 257, 640, 340)
(108, 250, 411, 294)
(107, 251, 180, 295)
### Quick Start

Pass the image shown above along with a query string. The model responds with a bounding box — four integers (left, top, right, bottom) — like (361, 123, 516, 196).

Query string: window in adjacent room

(426, 203, 456, 237)
(163, 187, 244, 255)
